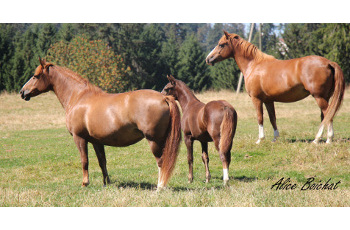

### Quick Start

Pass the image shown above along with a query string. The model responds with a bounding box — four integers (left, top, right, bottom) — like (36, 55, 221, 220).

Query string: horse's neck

(233, 48, 254, 77)
(176, 84, 201, 110)
(50, 67, 91, 113)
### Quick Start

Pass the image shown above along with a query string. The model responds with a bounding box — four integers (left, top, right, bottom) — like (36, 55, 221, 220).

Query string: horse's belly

(91, 124, 144, 147)
(267, 85, 310, 102)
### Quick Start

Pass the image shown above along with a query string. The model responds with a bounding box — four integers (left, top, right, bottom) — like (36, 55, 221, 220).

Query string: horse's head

(206, 30, 240, 66)
(20, 58, 54, 101)
(161, 75, 179, 99)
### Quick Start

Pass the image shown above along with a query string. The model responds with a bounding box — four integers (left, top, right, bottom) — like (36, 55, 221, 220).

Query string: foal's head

(20, 58, 53, 101)
(206, 30, 240, 66)
(161, 75, 180, 99)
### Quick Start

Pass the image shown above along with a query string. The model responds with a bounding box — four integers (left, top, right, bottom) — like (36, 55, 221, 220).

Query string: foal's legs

(184, 135, 194, 183)
(73, 135, 89, 186)
(200, 141, 211, 183)
(313, 97, 333, 144)
(92, 143, 110, 186)
(252, 97, 265, 144)
(213, 136, 231, 185)
(265, 102, 280, 142)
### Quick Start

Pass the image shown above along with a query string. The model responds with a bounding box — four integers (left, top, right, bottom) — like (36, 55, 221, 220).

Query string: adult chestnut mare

(20, 59, 181, 190)
(206, 31, 345, 144)
(162, 75, 237, 185)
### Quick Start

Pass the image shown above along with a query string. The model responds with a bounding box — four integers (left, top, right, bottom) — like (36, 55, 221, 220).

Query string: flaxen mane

(231, 34, 275, 63)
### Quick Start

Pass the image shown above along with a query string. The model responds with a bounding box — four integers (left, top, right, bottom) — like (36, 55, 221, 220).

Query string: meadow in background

(0, 89, 349, 206)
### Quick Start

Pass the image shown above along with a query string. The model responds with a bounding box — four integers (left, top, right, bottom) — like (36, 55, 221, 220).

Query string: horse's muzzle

(20, 89, 31, 101)
(205, 57, 215, 66)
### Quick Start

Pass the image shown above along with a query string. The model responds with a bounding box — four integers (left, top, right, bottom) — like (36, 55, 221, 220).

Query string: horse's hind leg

(313, 97, 330, 144)
(200, 141, 211, 183)
(265, 102, 280, 142)
(92, 143, 110, 186)
(73, 135, 89, 187)
(147, 139, 165, 189)
(252, 97, 265, 144)
(213, 136, 230, 185)
(184, 135, 194, 183)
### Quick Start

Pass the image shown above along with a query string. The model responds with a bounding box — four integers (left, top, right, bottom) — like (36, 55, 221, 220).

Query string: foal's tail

(219, 106, 237, 154)
(322, 62, 345, 126)
(160, 96, 182, 187)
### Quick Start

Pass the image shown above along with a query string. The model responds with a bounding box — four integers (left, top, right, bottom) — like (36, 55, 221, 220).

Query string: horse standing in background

(162, 75, 237, 185)
(20, 58, 181, 190)
(206, 31, 345, 144)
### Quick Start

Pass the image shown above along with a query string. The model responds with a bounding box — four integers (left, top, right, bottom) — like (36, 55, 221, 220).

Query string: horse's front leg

(92, 143, 110, 186)
(265, 102, 280, 142)
(252, 97, 265, 144)
(73, 135, 89, 186)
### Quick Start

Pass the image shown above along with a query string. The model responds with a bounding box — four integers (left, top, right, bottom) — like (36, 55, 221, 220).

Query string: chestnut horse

(162, 75, 237, 185)
(19, 59, 181, 190)
(206, 31, 345, 144)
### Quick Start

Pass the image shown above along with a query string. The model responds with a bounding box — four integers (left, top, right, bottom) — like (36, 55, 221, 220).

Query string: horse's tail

(160, 96, 182, 187)
(322, 62, 345, 126)
(219, 106, 237, 155)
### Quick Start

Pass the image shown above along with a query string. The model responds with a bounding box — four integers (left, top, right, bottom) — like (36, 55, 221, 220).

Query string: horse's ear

(223, 30, 230, 39)
(39, 57, 45, 67)
(167, 75, 176, 86)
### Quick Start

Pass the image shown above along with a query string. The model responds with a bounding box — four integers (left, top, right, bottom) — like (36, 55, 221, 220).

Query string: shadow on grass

(286, 137, 350, 143)
(111, 180, 156, 190)
(286, 138, 316, 143)
(232, 175, 258, 182)
(108, 175, 259, 192)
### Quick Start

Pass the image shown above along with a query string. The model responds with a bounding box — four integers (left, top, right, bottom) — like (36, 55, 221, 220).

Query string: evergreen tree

(57, 23, 76, 42)
(161, 30, 178, 78)
(206, 23, 224, 52)
(36, 23, 58, 58)
(210, 58, 240, 91)
(136, 24, 167, 90)
(316, 24, 350, 82)
(176, 34, 210, 91)
(0, 24, 16, 91)
(8, 26, 39, 92)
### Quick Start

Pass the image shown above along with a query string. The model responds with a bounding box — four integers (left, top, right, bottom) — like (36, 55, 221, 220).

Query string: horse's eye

(33, 75, 40, 79)
(219, 44, 225, 48)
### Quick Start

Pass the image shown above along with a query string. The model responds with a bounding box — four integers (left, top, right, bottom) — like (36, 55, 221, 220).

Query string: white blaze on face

(206, 47, 216, 61)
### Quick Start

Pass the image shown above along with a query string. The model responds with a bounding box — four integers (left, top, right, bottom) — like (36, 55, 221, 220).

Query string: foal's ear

(167, 75, 176, 86)
(223, 30, 230, 39)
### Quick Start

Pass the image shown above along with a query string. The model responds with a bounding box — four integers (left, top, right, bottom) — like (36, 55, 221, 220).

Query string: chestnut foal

(162, 75, 237, 185)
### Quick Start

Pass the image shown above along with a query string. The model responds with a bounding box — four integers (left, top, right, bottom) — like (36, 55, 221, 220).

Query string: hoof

(223, 180, 229, 186)
(205, 175, 211, 183)
(256, 138, 264, 144)
(156, 186, 166, 192)
(188, 177, 193, 183)
(82, 182, 90, 187)
(312, 139, 320, 144)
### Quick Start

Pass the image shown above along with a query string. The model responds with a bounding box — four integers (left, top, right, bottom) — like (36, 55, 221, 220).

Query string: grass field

(0, 89, 349, 207)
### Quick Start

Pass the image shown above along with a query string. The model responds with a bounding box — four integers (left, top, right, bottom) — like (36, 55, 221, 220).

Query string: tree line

(0, 23, 349, 93)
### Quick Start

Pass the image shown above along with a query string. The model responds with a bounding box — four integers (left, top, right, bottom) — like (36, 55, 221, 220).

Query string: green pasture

(0, 91, 349, 206)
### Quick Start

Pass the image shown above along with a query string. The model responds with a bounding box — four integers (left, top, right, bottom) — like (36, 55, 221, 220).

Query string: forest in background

(0, 23, 349, 93)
